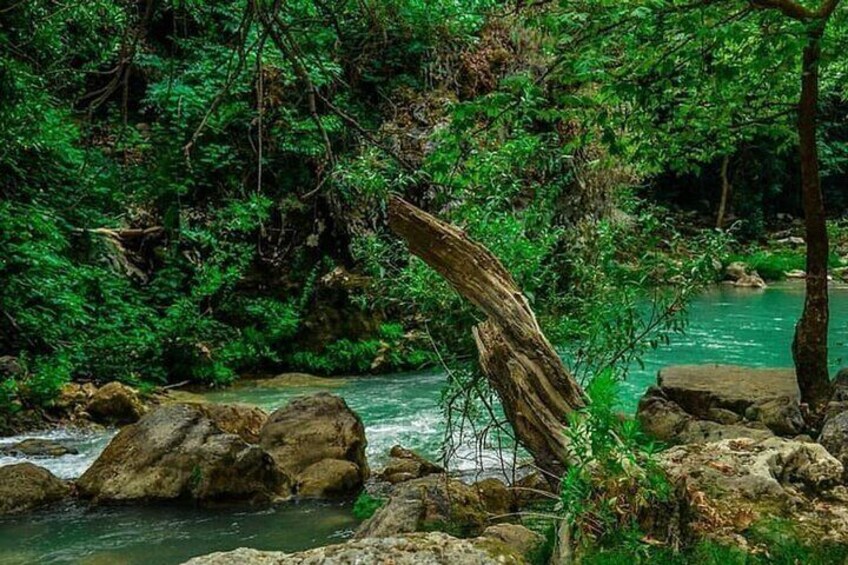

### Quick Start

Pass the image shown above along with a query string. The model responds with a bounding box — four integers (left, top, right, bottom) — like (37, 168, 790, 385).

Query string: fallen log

(388, 196, 585, 478)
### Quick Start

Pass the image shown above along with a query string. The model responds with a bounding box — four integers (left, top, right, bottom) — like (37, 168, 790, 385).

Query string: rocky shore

(4, 364, 848, 563)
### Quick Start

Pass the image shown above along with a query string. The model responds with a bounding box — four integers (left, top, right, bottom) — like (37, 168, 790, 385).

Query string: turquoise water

(0, 283, 846, 564)
(203, 283, 848, 466)
(0, 501, 357, 565)
(617, 283, 848, 410)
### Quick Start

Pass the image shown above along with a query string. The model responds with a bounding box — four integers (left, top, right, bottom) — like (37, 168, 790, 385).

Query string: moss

(526, 524, 556, 565)
(352, 493, 385, 520)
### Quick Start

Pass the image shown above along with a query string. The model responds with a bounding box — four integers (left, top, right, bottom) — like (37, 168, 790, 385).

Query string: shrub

(352, 493, 385, 520)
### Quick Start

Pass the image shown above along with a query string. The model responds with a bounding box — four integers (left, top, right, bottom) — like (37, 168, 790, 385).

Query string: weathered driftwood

(388, 196, 585, 478)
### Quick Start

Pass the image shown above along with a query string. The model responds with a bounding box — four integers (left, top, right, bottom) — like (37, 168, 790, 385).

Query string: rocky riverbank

(637, 364, 848, 550)
(4, 364, 848, 563)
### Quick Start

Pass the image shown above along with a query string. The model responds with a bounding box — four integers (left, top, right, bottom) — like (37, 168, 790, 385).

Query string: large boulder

(356, 475, 489, 538)
(259, 393, 368, 498)
(77, 404, 285, 504)
(86, 382, 145, 425)
(0, 463, 69, 514)
(660, 437, 848, 546)
(378, 445, 444, 484)
(182, 532, 528, 565)
(658, 365, 799, 418)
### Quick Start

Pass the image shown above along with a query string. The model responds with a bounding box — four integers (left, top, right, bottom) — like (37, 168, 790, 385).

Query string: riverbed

(0, 283, 846, 564)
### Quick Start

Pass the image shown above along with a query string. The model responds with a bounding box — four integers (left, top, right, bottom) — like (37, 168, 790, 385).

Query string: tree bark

(387, 196, 586, 478)
(792, 24, 832, 411)
(716, 155, 731, 229)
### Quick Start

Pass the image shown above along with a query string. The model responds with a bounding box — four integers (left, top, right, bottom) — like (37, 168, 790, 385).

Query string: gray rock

(820, 411, 848, 482)
(659, 437, 847, 545)
(0, 438, 78, 458)
(260, 393, 368, 498)
(636, 388, 692, 442)
(674, 419, 773, 445)
(636, 387, 772, 445)
(356, 475, 488, 539)
(86, 382, 145, 425)
(77, 404, 285, 503)
(657, 365, 799, 419)
(744, 396, 805, 436)
(482, 524, 543, 557)
(378, 445, 443, 485)
(706, 407, 742, 425)
(832, 369, 848, 401)
(0, 463, 69, 514)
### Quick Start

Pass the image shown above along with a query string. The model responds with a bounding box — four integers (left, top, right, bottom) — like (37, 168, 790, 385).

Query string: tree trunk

(792, 25, 832, 411)
(387, 196, 586, 478)
(716, 155, 731, 229)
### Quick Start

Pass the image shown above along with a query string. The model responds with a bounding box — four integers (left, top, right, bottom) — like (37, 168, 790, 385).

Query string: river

(0, 283, 846, 564)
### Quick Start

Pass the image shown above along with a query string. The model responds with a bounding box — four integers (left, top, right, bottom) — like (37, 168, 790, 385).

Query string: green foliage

(560, 371, 671, 553)
(352, 493, 385, 521)
(288, 324, 434, 375)
(727, 248, 844, 282)
(728, 250, 807, 282)
(1, 0, 486, 409)
(0, 379, 19, 415)
(579, 524, 848, 564)
(1, 0, 844, 423)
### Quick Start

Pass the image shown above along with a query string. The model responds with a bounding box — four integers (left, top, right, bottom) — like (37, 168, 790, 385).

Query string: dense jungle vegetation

(1, 0, 847, 412)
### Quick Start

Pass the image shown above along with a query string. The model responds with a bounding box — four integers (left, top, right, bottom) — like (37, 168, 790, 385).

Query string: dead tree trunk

(388, 196, 586, 478)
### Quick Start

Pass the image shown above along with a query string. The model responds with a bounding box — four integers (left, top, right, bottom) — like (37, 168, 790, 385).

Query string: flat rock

(658, 364, 799, 418)
(181, 532, 527, 565)
(0, 438, 78, 458)
(252, 373, 347, 389)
